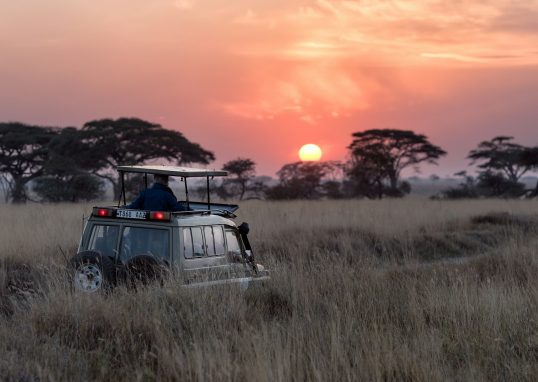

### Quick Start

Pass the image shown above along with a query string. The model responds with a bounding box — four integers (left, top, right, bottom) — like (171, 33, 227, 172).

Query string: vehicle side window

(225, 229, 242, 255)
(213, 226, 226, 256)
(88, 225, 119, 258)
(183, 228, 194, 259)
(183, 226, 226, 259)
(120, 227, 170, 262)
(204, 226, 215, 256)
(191, 227, 205, 257)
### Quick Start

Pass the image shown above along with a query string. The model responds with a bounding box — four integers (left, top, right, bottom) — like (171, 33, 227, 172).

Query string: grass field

(1, 199, 538, 381)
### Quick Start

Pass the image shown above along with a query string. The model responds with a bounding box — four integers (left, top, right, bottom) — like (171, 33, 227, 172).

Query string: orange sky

(1, 0, 537, 176)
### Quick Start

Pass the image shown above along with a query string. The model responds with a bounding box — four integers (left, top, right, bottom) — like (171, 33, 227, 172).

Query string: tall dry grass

(1, 199, 538, 381)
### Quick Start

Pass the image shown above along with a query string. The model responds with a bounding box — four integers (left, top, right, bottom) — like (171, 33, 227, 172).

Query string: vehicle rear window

(88, 225, 119, 258)
(119, 226, 170, 262)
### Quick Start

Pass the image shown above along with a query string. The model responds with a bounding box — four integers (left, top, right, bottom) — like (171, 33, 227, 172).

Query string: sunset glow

(0, 1, 537, 175)
(299, 144, 322, 162)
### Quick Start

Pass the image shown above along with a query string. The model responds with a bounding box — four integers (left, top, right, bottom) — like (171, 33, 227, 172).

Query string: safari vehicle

(70, 165, 269, 293)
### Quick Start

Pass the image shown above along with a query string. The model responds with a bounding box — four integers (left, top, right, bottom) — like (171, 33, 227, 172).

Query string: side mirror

(238, 222, 250, 235)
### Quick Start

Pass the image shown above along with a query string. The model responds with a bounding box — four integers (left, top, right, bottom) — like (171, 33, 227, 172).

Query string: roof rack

(116, 165, 229, 211)
(117, 165, 227, 178)
(172, 209, 237, 219)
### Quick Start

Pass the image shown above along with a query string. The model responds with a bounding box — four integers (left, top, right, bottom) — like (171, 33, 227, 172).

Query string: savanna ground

(1, 199, 538, 381)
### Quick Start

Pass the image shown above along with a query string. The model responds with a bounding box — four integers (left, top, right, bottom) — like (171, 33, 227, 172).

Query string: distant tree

(33, 127, 104, 202)
(345, 156, 386, 198)
(465, 137, 538, 198)
(33, 174, 103, 202)
(475, 170, 525, 198)
(434, 171, 478, 199)
(266, 161, 340, 200)
(436, 168, 526, 200)
(520, 147, 538, 197)
(468, 136, 531, 182)
(221, 158, 256, 200)
(347, 129, 446, 197)
(322, 180, 344, 199)
(0, 122, 56, 203)
(247, 176, 272, 200)
(82, 118, 215, 199)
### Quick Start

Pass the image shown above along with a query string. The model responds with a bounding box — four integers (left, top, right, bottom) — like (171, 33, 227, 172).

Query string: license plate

(116, 209, 148, 219)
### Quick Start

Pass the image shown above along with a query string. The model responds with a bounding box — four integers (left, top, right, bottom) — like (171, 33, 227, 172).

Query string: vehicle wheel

(70, 251, 116, 293)
(125, 255, 169, 287)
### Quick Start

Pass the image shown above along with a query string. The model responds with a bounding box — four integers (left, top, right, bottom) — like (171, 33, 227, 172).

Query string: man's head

(154, 174, 169, 186)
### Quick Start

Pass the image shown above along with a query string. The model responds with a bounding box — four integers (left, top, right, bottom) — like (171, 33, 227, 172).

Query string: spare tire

(125, 255, 169, 286)
(70, 251, 116, 293)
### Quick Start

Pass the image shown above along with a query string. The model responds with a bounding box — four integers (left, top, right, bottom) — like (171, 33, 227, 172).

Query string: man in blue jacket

(127, 174, 189, 211)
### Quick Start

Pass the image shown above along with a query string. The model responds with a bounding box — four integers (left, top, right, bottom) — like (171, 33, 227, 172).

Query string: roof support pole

(207, 176, 210, 210)
(121, 172, 127, 206)
(184, 177, 190, 209)
(117, 171, 126, 207)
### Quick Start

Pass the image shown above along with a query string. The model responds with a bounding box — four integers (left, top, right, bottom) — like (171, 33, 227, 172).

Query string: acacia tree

(347, 129, 446, 197)
(0, 122, 56, 203)
(221, 158, 256, 200)
(468, 136, 532, 182)
(520, 147, 538, 197)
(266, 161, 341, 200)
(82, 118, 215, 199)
(33, 127, 104, 202)
(345, 147, 390, 198)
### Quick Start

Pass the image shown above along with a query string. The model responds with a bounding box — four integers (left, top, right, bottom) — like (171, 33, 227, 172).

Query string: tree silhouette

(348, 129, 446, 197)
(266, 161, 340, 200)
(221, 158, 256, 200)
(0, 122, 55, 203)
(468, 136, 531, 182)
(520, 147, 538, 197)
(82, 118, 215, 199)
(33, 127, 104, 202)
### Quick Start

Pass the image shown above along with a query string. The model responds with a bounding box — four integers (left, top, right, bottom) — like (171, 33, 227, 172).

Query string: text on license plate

(116, 209, 148, 219)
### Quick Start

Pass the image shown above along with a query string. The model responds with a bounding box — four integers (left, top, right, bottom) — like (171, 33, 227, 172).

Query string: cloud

(233, 0, 538, 63)
(491, 3, 538, 33)
(222, 0, 538, 122)
(421, 53, 488, 63)
(173, 0, 193, 10)
(220, 63, 370, 124)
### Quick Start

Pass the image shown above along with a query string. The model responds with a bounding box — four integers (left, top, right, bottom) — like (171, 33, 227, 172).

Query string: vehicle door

(181, 225, 233, 285)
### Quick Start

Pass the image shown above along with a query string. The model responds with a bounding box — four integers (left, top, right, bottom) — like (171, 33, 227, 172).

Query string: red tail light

(92, 207, 114, 217)
(150, 211, 170, 221)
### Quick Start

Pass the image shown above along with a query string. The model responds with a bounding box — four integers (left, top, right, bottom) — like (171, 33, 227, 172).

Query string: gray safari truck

(70, 165, 269, 293)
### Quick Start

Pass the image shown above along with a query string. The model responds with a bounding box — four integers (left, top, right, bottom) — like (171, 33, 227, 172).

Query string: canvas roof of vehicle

(117, 165, 228, 178)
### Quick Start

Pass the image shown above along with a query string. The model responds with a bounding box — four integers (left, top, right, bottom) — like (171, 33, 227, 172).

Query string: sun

(298, 143, 322, 162)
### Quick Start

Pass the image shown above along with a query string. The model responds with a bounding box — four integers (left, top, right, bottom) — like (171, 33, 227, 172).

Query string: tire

(125, 255, 169, 287)
(70, 251, 116, 293)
